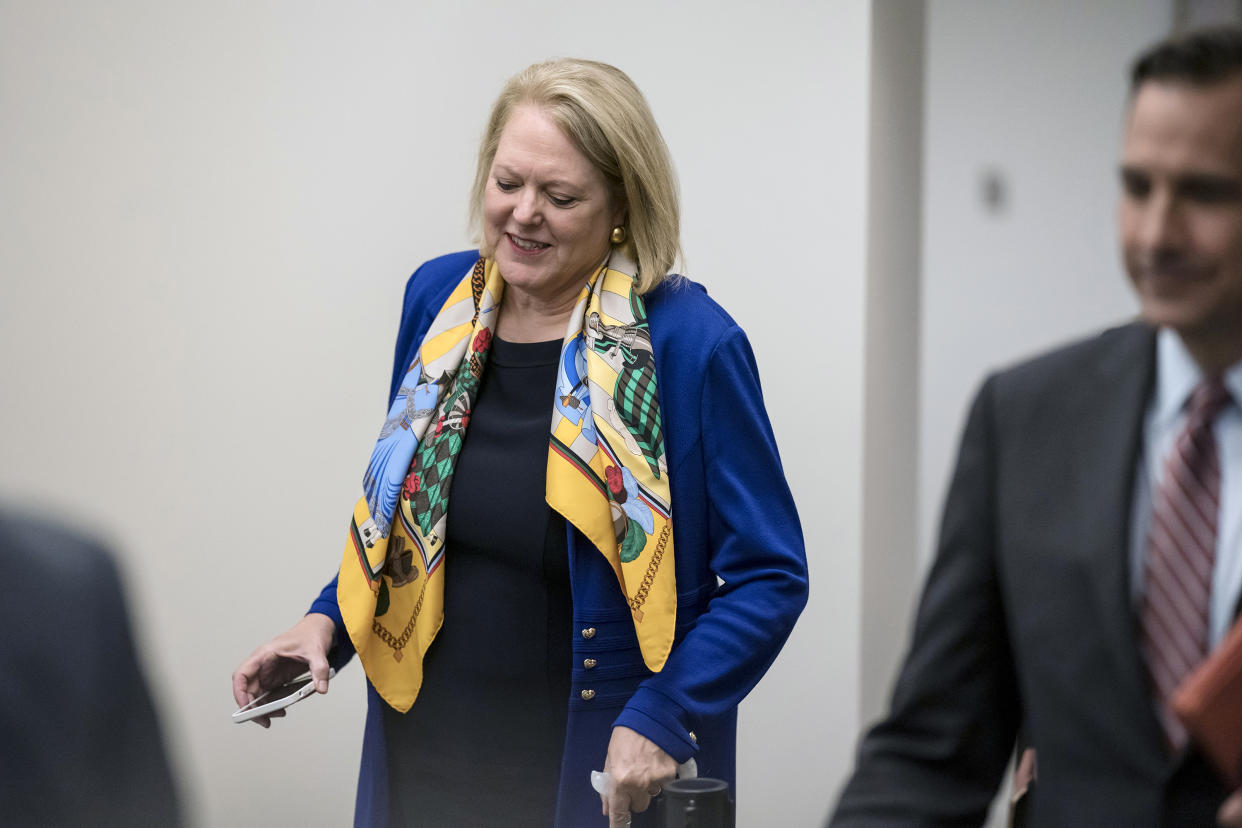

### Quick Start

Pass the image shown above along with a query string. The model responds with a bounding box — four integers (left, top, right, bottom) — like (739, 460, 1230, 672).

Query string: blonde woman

(234, 58, 807, 828)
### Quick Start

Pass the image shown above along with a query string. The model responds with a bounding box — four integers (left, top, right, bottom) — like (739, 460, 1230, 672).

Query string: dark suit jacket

(0, 510, 181, 827)
(831, 322, 1230, 827)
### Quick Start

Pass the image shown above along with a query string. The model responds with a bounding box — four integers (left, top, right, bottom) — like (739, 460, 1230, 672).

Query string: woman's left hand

(600, 725, 677, 826)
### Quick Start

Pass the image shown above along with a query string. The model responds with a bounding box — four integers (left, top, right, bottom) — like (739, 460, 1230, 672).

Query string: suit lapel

(1067, 322, 1161, 752)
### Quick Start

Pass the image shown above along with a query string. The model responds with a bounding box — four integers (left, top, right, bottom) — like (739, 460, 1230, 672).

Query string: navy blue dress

(383, 337, 572, 826)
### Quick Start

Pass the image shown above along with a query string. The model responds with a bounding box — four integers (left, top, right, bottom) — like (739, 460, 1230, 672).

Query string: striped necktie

(1140, 376, 1233, 750)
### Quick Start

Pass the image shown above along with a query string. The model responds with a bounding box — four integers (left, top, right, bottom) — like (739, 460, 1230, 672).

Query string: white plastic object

(591, 757, 697, 795)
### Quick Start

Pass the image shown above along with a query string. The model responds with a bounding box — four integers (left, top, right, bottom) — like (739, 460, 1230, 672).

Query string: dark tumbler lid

(662, 778, 729, 798)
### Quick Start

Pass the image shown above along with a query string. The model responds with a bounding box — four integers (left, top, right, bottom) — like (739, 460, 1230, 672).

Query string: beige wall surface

(918, 0, 1168, 563)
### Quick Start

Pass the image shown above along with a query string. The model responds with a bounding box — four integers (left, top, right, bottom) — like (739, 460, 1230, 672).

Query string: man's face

(1120, 77, 1242, 367)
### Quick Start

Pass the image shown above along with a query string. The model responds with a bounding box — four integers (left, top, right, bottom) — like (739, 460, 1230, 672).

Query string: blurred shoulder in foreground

(0, 508, 181, 827)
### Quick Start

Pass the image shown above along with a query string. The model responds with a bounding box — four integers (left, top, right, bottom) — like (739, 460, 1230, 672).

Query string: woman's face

(483, 105, 623, 305)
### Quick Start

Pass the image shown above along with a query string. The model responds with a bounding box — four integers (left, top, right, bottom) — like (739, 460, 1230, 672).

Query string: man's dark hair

(1132, 25, 1242, 91)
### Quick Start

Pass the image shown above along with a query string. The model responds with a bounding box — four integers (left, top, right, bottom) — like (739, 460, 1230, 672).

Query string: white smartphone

(231, 668, 336, 724)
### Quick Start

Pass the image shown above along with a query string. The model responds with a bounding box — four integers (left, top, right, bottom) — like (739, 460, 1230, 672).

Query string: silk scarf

(338, 252, 675, 712)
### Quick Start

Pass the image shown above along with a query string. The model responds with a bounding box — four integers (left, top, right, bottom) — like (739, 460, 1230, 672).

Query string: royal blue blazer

(310, 250, 808, 827)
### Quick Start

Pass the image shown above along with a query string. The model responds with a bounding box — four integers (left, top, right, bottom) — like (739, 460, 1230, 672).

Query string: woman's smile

(507, 233, 551, 253)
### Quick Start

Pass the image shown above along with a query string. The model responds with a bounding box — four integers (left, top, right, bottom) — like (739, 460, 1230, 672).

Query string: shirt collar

(1154, 327, 1242, 429)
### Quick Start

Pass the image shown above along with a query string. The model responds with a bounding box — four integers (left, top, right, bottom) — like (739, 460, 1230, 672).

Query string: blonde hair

(469, 58, 681, 293)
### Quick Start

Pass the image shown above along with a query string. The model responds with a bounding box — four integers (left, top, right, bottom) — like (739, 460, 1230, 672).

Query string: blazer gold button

(689, 731, 697, 744)
(584, 658, 597, 669)
(581, 689, 596, 700)
(581, 627, 596, 639)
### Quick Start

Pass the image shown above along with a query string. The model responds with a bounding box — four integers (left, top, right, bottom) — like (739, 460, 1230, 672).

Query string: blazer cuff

(614, 687, 698, 764)
(307, 586, 355, 666)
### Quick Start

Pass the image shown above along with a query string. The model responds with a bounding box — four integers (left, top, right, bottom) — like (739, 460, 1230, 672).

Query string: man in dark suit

(831, 26, 1242, 828)
(0, 509, 181, 827)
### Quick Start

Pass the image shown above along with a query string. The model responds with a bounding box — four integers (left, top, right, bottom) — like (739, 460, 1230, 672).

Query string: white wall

(0, 2, 869, 826)
(860, 0, 925, 729)
(919, 0, 1169, 565)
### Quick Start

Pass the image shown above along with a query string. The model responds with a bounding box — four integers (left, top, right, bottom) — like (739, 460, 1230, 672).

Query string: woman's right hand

(231, 612, 336, 728)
